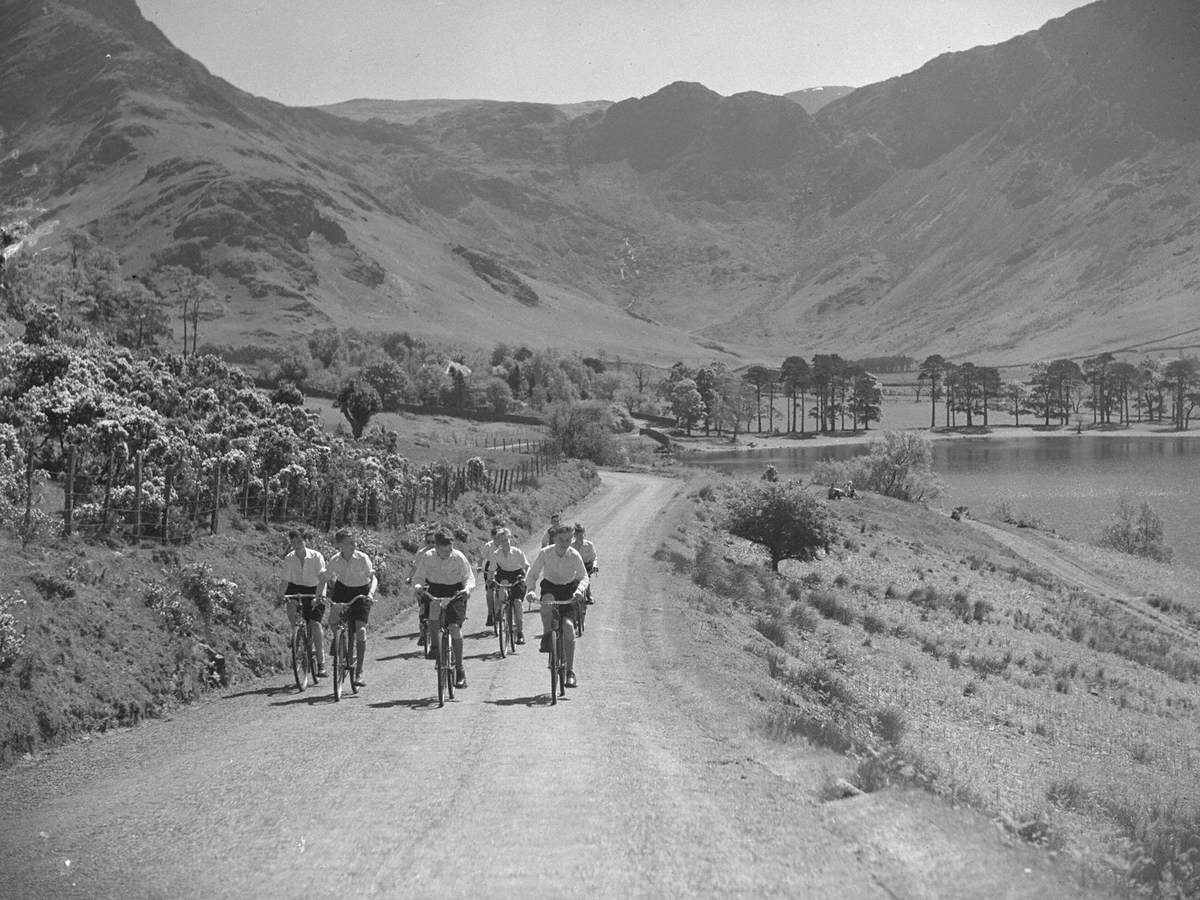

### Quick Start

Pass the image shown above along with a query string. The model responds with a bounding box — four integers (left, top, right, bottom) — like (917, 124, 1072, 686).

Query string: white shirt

(571, 539, 597, 568)
(412, 548, 476, 593)
(526, 544, 589, 591)
(488, 545, 529, 579)
(326, 549, 375, 589)
(282, 547, 325, 587)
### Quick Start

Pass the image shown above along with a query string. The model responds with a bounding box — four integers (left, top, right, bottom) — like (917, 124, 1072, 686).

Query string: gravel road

(0, 471, 1097, 899)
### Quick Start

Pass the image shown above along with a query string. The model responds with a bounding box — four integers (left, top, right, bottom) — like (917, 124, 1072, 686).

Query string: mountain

(2, 0, 1199, 365)
(784, 86, 856, 114)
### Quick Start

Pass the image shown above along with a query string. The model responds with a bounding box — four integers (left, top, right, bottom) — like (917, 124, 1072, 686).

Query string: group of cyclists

(280, 513, 598, 696)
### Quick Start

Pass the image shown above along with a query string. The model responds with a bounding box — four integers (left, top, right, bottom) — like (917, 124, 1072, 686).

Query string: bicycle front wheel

(445, 636, 455, 701)
(291, 626, 309, 691)
(496, 598, 506, 658)
(505, 601, 516, 655)
(332, 629, 345, 701)
(549, 631, 559, 705)
(436, 636, 446, 707)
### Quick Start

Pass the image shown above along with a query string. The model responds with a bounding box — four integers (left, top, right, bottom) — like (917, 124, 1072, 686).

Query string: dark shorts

(541, 579, 579, 625)
(434, 597, 468, 629)
(287, 583, 325, 623)
(425, 582, 466, 629)
(495, 569, 526, 605)
(330, 582, 371, 625)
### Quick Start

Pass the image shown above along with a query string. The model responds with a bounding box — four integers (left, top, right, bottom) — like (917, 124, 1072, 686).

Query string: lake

(691, 433, 1200, 569)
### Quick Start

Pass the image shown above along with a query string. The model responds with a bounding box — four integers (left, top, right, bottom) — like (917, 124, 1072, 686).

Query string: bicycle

(328, 597, 364, 701)
(420, 591, 458, 708)
(536, 594, 577, 705)
(493, 576, 524, 658)
(284, 593, 319, 692)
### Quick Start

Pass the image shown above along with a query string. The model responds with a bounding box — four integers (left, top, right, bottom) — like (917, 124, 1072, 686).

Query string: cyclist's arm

(571, 550, 590, 599)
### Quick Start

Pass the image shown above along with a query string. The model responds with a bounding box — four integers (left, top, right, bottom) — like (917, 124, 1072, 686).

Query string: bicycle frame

(328, 599, 361, 701)
(283, 593, 318, 692)
(493, 578, 522, 658)
(421, 591, 458, 708)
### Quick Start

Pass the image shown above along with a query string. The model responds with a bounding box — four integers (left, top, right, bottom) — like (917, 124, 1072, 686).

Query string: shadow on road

(368, 697, 444, 710)
(222, 684, 294, 700)
(485, 694, 560, 708)
(268, 693, 334, 707)
(386, 632, 420, 641)
(463, 650, 504, 662)
(376, 650, 427, 662)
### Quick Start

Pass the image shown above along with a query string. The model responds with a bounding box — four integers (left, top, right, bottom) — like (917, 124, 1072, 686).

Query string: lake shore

(671, 421, 1200, 455)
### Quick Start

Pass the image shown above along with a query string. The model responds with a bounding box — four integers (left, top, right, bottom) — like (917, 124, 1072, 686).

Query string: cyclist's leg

(352, 621, 367, 681)
(449, 622, 464, 671)
(539, 596, 556, 650)
(561, 612, 577, 677)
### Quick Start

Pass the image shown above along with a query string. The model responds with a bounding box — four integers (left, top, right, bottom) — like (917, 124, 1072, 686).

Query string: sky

(137, 0, 1091, 108)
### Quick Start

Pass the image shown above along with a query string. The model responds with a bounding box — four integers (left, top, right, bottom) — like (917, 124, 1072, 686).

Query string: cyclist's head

(490, 524, 502, 537)
(573, 523, 585, 538)
(551, 523, 572, 545)
(334, 529, 355, 553)
(550, 512, 561, 525)
(433, 530, 453, 557)
(495, 527, 511, 547)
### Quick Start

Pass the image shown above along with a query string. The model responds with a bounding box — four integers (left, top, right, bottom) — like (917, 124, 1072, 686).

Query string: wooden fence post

(63, 445, 77, 537)
(100, 448, 116, 534)
(133, 450, 143, 543)
(210, 463, 221, 535)
(161, 467, 174, 543)
(22, 438, 34, 546)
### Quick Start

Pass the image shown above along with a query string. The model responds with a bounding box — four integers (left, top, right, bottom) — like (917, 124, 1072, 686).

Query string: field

(653, 474, 1200, 895)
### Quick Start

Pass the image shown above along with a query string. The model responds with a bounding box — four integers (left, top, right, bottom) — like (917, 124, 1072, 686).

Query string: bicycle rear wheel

(444, 632, 455, 701)
(291, 626, 309, 691)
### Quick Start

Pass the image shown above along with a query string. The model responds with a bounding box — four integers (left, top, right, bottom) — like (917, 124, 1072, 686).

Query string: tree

(484, 377, 513, 415)
(743, 365, 775, 433)
(779, 355, 810, 434)
(725, 480, 838, 572)
(918, 355, 947, 428)
(1163, 357, 1200, 430)
(335, 378, 382, 439)
(667, 378, 704, 434)
(360, 361, 413, 411)
(545, 401, 620, 464)
(848, 368, 882, 430)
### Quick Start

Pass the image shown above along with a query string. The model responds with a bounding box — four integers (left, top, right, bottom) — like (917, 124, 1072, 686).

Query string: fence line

(27, 440, 561, 546)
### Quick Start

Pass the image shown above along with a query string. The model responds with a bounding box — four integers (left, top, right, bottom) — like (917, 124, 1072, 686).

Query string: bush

(753, 617, 788, 647)
(724, 480, 838, 572)
(1097, 495, 1173, 563)
(788, 602, 820, 633)
(809, 590, 854, 625)
(862, 613, 886, 634)
(813, 431, 943, 502)
(545, 401, 622, 465)
(0, 590, 26, 666)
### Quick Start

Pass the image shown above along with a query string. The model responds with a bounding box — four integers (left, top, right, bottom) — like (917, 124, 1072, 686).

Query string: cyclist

(526, 523, 589, 688)
(543, 512, 562, 550)
(280, 529, 328, 680)
(487, 527, 529, 644)
(570, 522, 598, 631)
(408, 529, 437, 651)
(478, 524, 502, 628)
(411, 530, 474, 690)
(323, 529, 377, 689)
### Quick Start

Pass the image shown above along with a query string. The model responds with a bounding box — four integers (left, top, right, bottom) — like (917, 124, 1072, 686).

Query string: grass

(687, 478, 1200, 898)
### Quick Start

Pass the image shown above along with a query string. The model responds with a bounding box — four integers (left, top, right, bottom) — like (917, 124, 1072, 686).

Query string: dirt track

(0, 471, 1097, 898)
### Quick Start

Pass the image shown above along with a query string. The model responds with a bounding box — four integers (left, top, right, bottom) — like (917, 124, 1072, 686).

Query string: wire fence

(19, 440, 561, 546)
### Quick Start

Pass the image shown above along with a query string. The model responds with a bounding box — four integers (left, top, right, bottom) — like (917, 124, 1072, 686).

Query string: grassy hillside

(652, 473, 1200, 896)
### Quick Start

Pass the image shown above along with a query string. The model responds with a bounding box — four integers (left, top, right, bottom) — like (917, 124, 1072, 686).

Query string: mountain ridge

(2, 0, 1198, 365)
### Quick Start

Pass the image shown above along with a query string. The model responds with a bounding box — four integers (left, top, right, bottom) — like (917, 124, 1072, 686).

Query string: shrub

(861, 613, 886, 635)
(788, 602, 820, 633)
(809, 590, 854, 625)
(873, 706, 908, 743)
(0, 590, 26, 666)
(753, 617, 788, 648)
(724, 480, 838, 572)
(545, 401, 623, 465)
(1097, 495, 1173, 563)
(819, 431, 945, 502)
